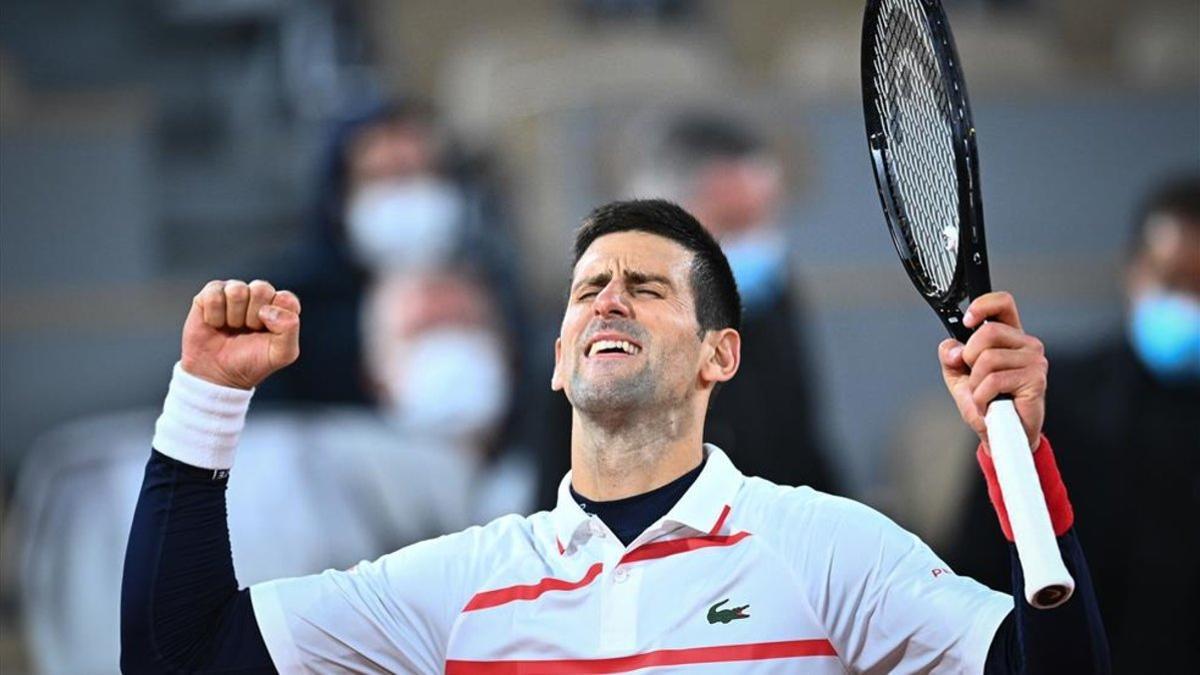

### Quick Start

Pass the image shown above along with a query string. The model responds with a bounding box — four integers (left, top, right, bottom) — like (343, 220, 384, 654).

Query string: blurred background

(1, 0, 1197, 672)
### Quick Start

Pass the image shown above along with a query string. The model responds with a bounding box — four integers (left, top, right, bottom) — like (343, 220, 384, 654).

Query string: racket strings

(872, 0, 960, 296)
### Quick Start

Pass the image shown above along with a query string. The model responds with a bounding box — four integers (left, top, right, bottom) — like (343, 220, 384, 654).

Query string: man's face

(552, 231, 707, 415)
(690, 157, 782, 239)
(347, 120, 437, 190)
(1127, 212, 1200, 301)
(367, 273, 512, 440)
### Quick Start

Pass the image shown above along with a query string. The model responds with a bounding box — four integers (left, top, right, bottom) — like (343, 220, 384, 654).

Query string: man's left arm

(939, 293, 1110, 673)
(975, 436, 1109, 673)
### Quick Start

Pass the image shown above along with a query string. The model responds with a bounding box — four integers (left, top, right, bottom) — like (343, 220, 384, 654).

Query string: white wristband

(152, 362, 254, 470)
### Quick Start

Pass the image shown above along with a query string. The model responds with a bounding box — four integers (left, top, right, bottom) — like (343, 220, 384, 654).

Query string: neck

(569, 402, 705, 501)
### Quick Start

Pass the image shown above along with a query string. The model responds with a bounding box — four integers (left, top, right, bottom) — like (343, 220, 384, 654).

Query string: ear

(699, 328, 740, 387)
(551, 337, 564, 391)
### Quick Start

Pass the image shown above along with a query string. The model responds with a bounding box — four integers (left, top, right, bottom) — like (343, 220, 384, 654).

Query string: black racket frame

(861, 0, 993, 344)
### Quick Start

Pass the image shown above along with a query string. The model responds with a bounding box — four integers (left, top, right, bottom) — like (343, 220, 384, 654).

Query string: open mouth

(585, 337, 642, 358)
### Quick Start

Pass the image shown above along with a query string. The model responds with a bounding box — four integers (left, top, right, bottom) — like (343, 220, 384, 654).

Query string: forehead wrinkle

(569, 267, 679, 297)
(569, 233, 696, 298)
(571, 270, 612, 294)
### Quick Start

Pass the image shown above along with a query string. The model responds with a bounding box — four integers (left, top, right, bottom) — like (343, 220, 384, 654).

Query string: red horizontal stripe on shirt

(619, 531, 751, 565)
(444, 638, 838, 674)
(463, 563, 604, 612)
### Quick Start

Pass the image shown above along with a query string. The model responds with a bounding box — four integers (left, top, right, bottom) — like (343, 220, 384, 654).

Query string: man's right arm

(121, 279, 300, 673)
(121, 280, 470, 673)
(121, 398, 274, 672)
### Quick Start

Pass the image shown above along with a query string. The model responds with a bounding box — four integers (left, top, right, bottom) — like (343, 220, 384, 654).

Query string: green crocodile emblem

(706, 598, 750, 624)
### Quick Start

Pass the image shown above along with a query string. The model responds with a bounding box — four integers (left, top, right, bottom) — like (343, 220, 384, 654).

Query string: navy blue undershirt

(121, 450, 274, 673)
(569, 456, 706, 545)
(121, 448, 1108, 673)
(987, 529, 1109, 673)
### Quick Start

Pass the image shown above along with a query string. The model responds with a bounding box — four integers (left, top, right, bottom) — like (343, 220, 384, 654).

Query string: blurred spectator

(361, 269, 534, 519)
(530, 109, 838, 510)
(259, 98, 524, 407)
(6, 266, 533, 675)
(632, 110, 838, 491)
(947, 174, 1200, 672)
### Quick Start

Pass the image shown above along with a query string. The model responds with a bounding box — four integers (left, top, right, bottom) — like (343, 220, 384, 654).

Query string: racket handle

(984, 399, 1075, 609)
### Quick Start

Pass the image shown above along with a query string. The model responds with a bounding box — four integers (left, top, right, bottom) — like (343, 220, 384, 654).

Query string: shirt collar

(551, 443, 744, 551)
(661, 444, 743, 533)
(551, 473, 591, 553)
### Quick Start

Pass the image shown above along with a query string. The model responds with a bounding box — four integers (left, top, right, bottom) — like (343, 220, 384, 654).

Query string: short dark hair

(573, 199, 742, 334)
(1129, 173, 1200, 257)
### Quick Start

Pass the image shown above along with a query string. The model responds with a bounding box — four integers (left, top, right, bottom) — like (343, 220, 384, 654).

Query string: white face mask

(345, 178, 464, 272)
(383, 327, 511, 441)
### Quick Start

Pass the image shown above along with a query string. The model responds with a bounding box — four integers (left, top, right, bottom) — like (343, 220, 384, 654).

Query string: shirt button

(614, 567, 628, 583)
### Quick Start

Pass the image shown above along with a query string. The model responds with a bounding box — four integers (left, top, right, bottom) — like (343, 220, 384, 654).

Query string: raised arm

(939, 292, 1110, 673)
(120, 279, 300, 673)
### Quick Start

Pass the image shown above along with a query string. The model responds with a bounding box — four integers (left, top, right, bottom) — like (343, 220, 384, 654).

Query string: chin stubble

(569, 354, 658, 414)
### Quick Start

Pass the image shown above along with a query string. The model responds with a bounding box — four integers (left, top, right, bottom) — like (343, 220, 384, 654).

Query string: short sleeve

(787, 493, 1012, 673)
(250, 525, 488, 674)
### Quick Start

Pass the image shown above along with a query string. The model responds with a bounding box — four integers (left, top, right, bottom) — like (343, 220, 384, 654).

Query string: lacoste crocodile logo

(707, 599, 750, 624)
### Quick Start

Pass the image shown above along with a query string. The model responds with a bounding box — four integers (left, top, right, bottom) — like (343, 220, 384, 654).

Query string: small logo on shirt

(707, 599, 750, 624)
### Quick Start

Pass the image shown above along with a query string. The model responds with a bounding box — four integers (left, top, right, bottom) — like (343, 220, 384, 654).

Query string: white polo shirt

(249, 443, 1011, 674)
(152, 366, 1011, 674)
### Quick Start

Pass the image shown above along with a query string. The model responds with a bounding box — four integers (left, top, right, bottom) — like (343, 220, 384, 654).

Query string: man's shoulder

(735, 474, 869, 514)
(733, 476, 904, 542)
(412, 510, 553, 560)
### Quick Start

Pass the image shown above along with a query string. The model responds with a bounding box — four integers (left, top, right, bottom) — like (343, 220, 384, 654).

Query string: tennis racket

(860, 0, 1074, 609)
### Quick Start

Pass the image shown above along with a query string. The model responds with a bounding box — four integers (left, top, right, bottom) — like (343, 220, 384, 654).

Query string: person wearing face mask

(254, 99, 462, 407)
(644, 113, 838, 495)
(361, 270, 535, 520)
(947, 174, 1200, 672)
(256, 98, 527, 407)
(342, 124, 467, 273)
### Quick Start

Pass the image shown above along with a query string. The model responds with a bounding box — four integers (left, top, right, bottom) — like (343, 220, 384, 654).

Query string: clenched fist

(937, 291, 1048, 451)
(181, 279, 301, 390)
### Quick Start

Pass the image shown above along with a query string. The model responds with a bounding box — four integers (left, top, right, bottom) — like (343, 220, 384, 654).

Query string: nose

(593, 280, 631, 319)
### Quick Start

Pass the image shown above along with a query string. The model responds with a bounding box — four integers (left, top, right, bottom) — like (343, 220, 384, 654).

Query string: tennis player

(121, 199, 1108, 673)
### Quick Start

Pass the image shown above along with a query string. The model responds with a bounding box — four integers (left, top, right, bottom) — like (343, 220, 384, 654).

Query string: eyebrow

(570, 270, 674, 295)
(625, 271, 673, 287)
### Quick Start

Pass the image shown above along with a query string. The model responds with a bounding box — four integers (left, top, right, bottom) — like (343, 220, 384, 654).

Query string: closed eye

(636, 288, 664, 298)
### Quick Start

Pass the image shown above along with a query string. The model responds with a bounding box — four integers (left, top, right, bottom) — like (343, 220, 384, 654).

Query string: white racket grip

(984, 399, 1075, 609)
